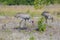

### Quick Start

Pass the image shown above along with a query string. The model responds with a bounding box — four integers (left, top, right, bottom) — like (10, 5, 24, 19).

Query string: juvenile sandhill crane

(41, 11, 53, 23)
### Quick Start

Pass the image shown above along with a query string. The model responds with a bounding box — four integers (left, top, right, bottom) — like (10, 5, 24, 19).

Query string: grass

(0, 38, 5, 40)
(3, 29, 12, 33)
(0, 5, 46, 16)
(0, 5, 60, 17)
(29, 36, 35, 40)
(48, 31, 53, 40)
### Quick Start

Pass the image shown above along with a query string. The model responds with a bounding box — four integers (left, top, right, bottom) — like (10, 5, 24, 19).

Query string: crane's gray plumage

(15, 13, 31, 28)
(41, 11, 53, 23)
(15, 13, 30, 20)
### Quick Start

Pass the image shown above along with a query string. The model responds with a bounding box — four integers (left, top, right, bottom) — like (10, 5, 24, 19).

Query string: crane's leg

(51, 17, 53, 22)
(45, 18, 47, 23)
(19, 19, 23, 28)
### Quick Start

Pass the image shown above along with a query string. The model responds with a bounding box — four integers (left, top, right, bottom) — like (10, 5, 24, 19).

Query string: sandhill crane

(15, 13, 31, 29)
(41, 11, 53, 23)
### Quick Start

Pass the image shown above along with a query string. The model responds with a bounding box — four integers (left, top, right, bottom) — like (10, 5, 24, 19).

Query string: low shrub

(38, 17, 46, 32)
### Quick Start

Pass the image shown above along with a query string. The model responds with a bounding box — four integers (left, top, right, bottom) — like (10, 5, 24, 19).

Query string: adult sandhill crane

(15, 13, 31, 29)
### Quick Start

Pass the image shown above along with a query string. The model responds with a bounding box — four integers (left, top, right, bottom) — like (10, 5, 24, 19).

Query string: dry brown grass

(0, 5, 60, 16)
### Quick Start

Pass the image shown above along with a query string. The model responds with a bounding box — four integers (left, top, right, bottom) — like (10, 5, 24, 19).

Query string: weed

(29, 36, 35, 40)
(38, 17, 46, 32)
(50, 33, 53, 36)
(4, 29, 11, 33)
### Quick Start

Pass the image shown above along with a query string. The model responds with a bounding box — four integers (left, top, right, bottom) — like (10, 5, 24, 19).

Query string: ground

(0, 15, 60, 40)
(0, 5, 60, 40)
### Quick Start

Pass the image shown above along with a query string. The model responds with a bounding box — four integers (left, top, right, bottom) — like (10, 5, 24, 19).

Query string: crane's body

(15, 13, 31, 29)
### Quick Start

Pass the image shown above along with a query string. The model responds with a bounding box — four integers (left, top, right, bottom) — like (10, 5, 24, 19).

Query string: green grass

(0, 5, 43, 16)
(0, 5, 60, 18)
(0, 11, 17, 16)
(3, 29, 12, 33)
(0, 11, 41, 17)
(29, 36, 35, 40)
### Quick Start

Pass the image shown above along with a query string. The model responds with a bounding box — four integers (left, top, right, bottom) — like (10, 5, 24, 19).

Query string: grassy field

(0, 5, 60, 17)
(0, 5, 60, 40)
(0, 5, 41, 16)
